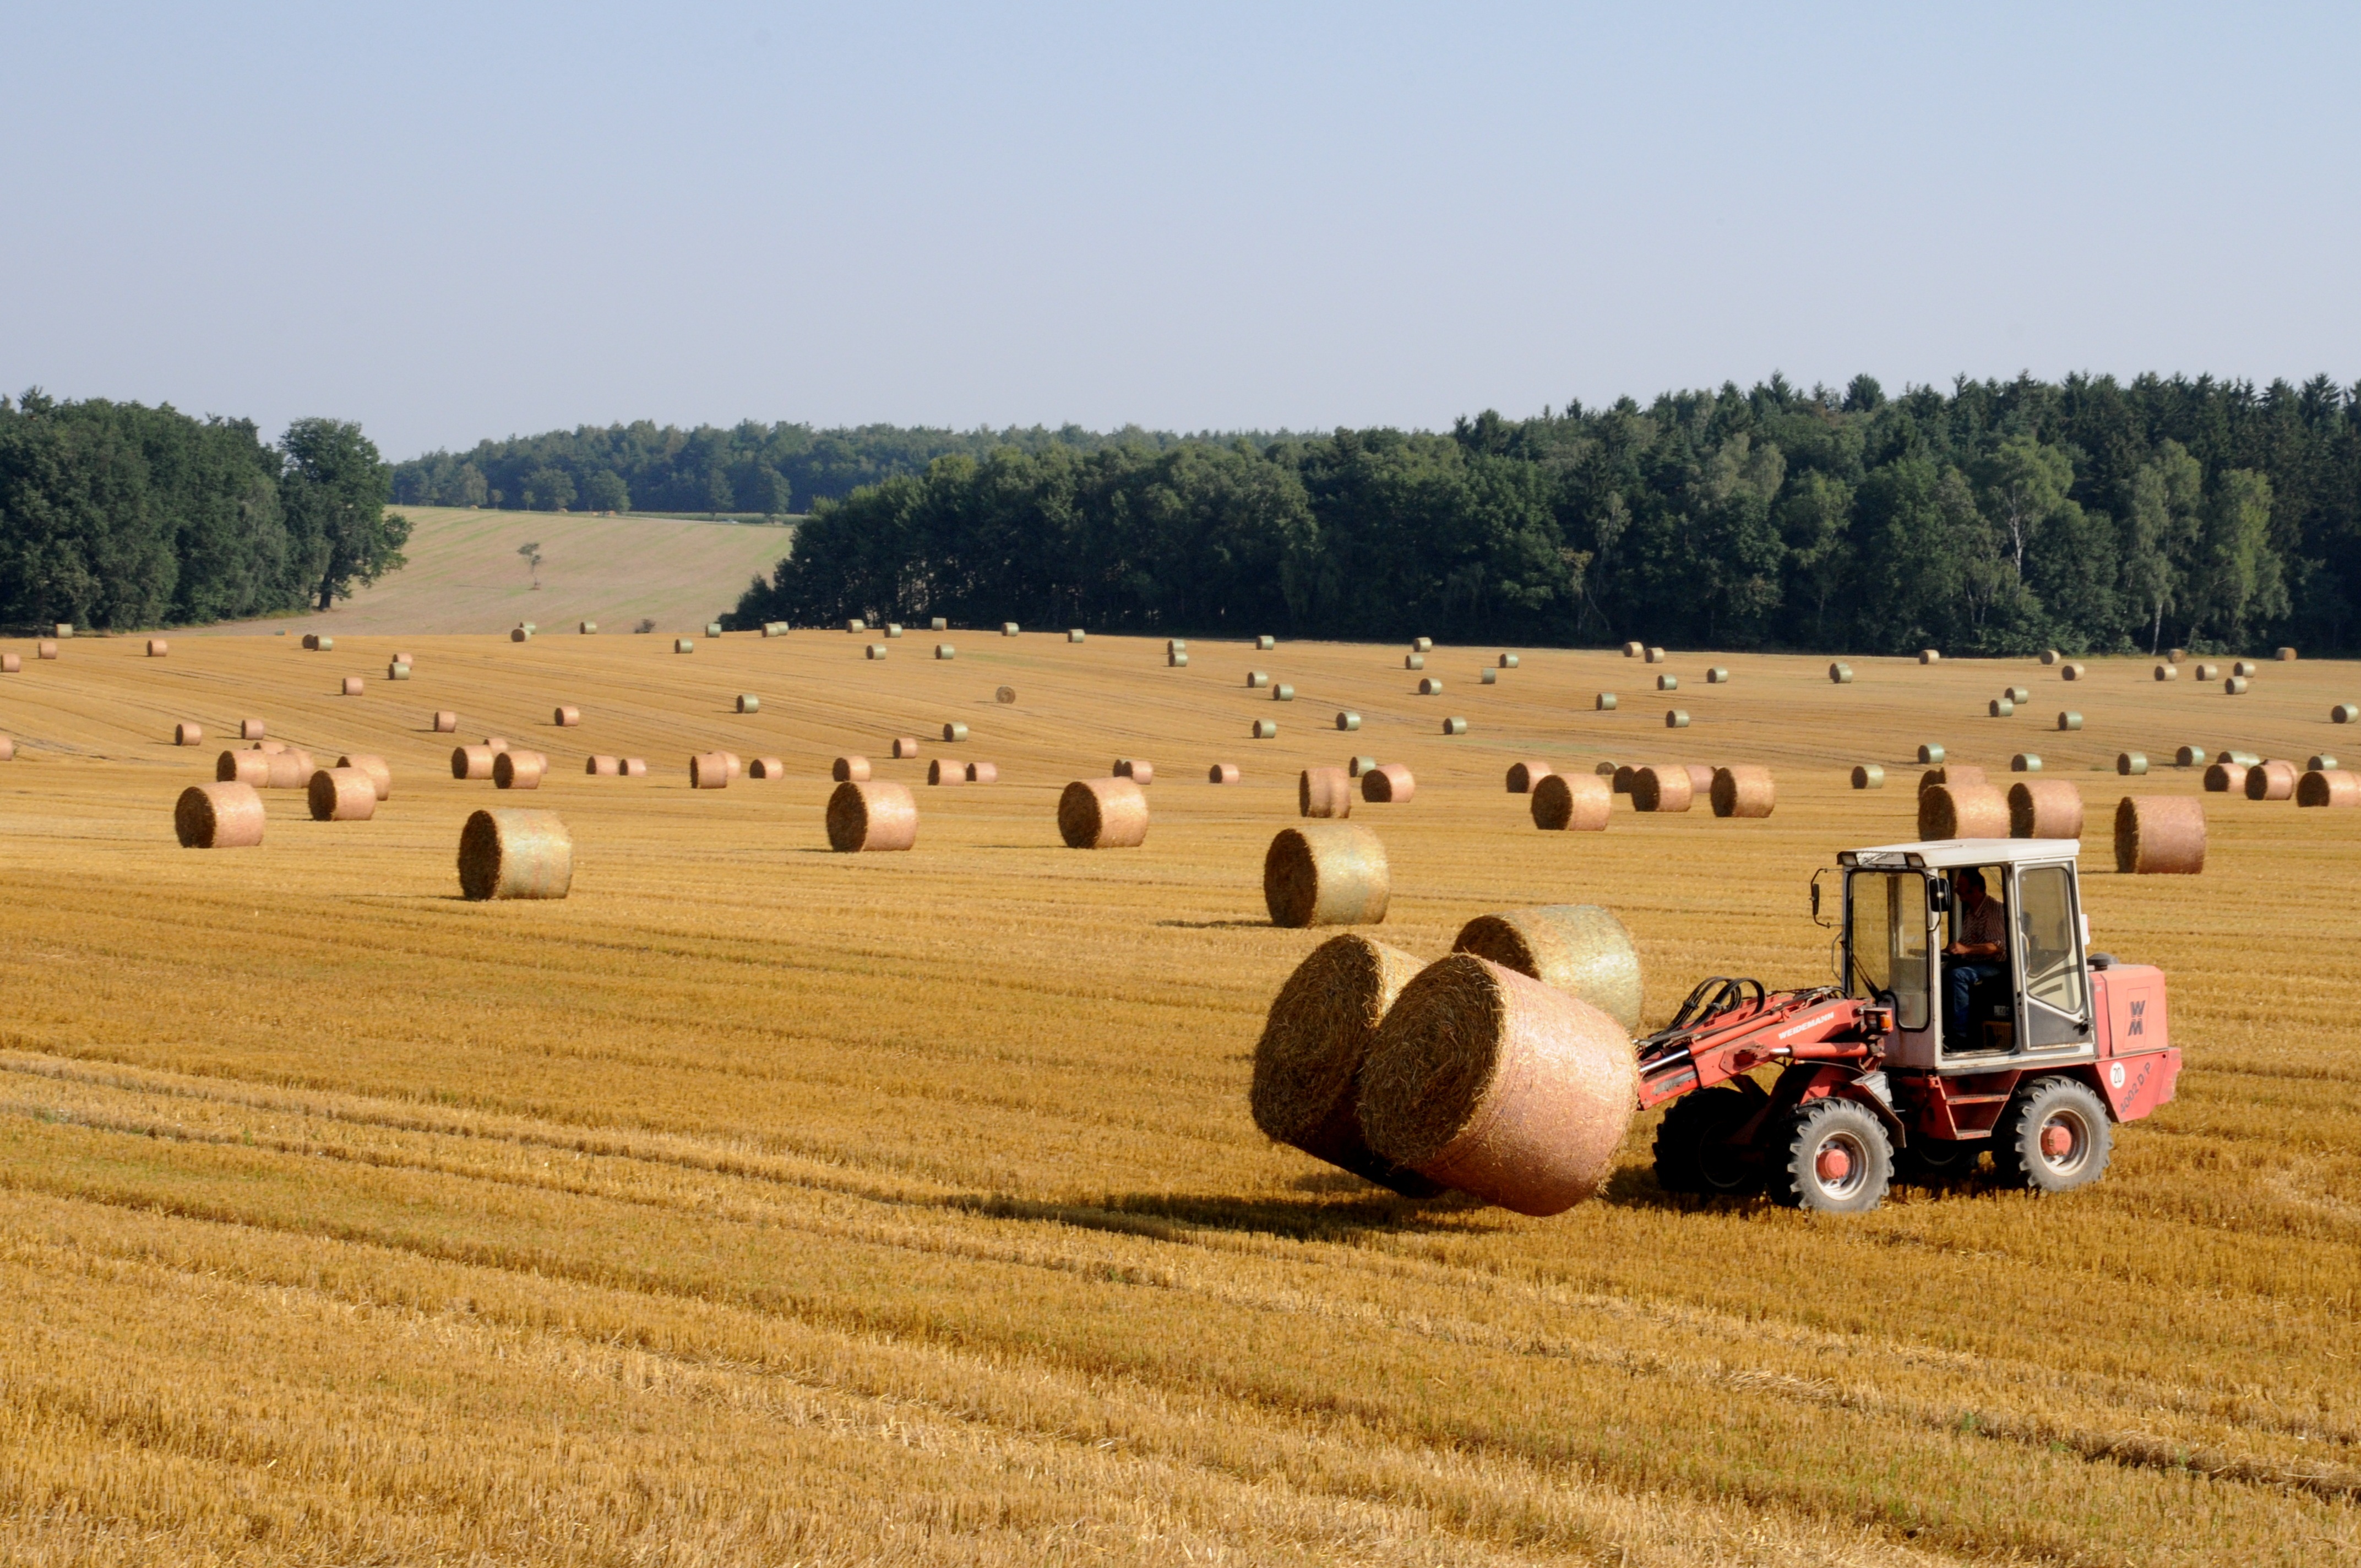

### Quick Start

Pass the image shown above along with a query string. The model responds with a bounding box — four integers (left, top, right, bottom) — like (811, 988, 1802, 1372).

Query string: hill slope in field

(203, 506, 795, 636)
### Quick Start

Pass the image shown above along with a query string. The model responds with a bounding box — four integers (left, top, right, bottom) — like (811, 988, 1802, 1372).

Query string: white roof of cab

(1842, 839, 2080, 869)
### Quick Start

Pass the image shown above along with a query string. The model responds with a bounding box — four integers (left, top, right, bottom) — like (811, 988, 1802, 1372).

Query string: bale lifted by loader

(1646, 837, 2179, 1212)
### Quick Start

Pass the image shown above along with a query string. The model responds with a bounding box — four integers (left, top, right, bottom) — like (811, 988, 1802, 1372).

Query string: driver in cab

(1942, 868, 2006, 1050)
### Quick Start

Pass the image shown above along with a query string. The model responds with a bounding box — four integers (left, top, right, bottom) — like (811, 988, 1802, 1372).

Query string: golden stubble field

(0, 627, 2357, 1567)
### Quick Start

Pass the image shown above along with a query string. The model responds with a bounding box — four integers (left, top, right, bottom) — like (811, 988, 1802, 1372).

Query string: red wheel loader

(1642, 836, 2178, 1212)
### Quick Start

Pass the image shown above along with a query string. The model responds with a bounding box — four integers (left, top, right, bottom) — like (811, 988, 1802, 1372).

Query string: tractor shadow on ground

(940, 1184, 1497, 1244)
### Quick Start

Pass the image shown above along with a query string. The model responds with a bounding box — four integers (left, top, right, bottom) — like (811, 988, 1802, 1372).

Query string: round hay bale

(1256, 634, 1276, 650)
(2154, 663, 2178, 681)
(2203, 762, 2248, 793)
(2278, 646, 2298, 661)
(1413, 637, 1433, 653)
(1622, 641, 1643, 657)
(581, 622, 597, 634)
(336, 754, 391, 801)
(689, 752, 730, 789)
(2008, 779, 2083, 838)
(1664, 710, 1689, 728)
(493, 750, 546, 790)
(866, 644, 888, 660)
(217, 749, 271, 786)
(263, 749, 312, 790)
(0, 736, 13, 760)
(1002, 622, 1020, 636)
(1499, 653, 1519, 668)
(388, 662, 411, 679)
(0, 654, 17, 673)
(1335, 710, 1361, 731)
(2333, 704, 2358, 723)
(1059, 777, 1149, 848)
(2232, 659, 2259, 678)
(1919, 783, 2010, 839)
(1681, 763, 1715, 793)
(1166, 651, 1188, 667)
(1208, 763, 1240, 784)
(240, 718, 266, 741)
(1919, 649, 1940, 664)
(1705, 666, 1729, 683)
(1645, 646, 1665, 664)
(1612, 764, 1636, 794)
(2168, 648, 2185, 663)
(1405, 654, 1426, 671)
(458, 809, 572, 899)
(301, 633, 318, 650)
(1451, 906, 1642, 1033)
(2118, 752, 2148, 776)
(622, 758, 648, 777)
(146, 639, 167, 656)
(2297, 770, 2360, 808)
(2217, 749, 2261, 766)
(1247, 934, 1439, 1195)
(1361, 763, 1415, 803)
(927, 759, 966, 786)
(586, 755, 619, 776)
(1482, 668, 1500, 686)
(2306, 753, 2339, 772)
(2194, 662, 2220, 680)
(1358, 956, 1637, 1215)
(995, 686, 1016, 703)
(553, 705, 581, 726)
(432, 711, 458, 733)
(846, 619, 866, 634)
(1656, 673, 1678, 692)
(1918, 744, 1945, 765)
(1505, 760, 1551, 793)
(2011, 754, 2042, 772)
(2115, 796, 2205, 874)
(1595, 692, 1617, 711)
(483, 737, 510, 753)
(929, 618, 946, 632)
(1348, 756, 1378, 777)
(1252, 719, 1279, 739)
(1630, 765, 1694, 813)
(750, 757, 787, 780)
(339, 676, 364, 696)
(393, 651, 413, 665)
(891, 737, 920, 759)
(1851, 764, 1885, 790)
(1710, 766, 1775, 818)
(2175, 745, 2207, 767)
(1417, 676, 1441, 695)
(2058, 711, 2082, 731)
(1067, 629, 1085, 644)
(2005, 686, 2030, 703)
(966, 761, 998, 784)
(2225, 676, 2250, 695)
(175, 782, 264, 848)
(1530, 771, 1611, 831)
(2041, 650, 2060, 666)
(1245, 671, 1269, 688)
(513, 629, 534, 644)
(175, 722, 203, 746)
(254, 741, 287, 755)
(308, 767, 378, 821)
(1166, 639, 1188, 655)
(708, 621, 725, 638)
(451, 745, 496, 782)
(736, 695, 760, 715)
(2061, 662, 2088, 680)
(1264, 823, 1389, 927)
(1299, 766, 1353, 819)
(943, 721, 969, 743)
(1829, 662, 1853, 684)
(2245, 759, 2298, 801)
(35, 640, 57, 660)
(833, 755, 871, 782)
(826, 780, 917, 852)
(1114, 758, 1154, 785)
(1990, 699, 2015, 717)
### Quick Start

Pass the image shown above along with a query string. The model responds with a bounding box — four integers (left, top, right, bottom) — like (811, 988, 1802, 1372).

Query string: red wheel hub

(1815, 1146, 1853, 1183)
(2041, 1123, 2074, 1159)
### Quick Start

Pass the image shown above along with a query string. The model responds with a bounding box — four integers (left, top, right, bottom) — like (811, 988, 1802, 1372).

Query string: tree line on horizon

(730, 374, 2361, 657)
(0, 391, 409, 630)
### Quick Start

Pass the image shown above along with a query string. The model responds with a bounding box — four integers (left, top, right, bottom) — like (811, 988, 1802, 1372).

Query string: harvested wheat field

(1, 629, 2358, 1567)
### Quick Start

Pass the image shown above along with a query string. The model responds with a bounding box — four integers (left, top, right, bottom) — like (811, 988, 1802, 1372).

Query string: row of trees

(732, 374, 2360, 656)
(0, 392, 408, 629)
(391, 420, 1220, 519)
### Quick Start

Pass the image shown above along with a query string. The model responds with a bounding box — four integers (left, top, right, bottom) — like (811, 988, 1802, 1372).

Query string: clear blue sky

(4, 3, 2355, 458)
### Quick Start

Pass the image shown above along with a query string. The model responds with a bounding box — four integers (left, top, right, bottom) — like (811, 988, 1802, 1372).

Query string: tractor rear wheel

(1653, 1087, 1761, 1195)
(1770, 1098, 1892, 1213)
(1994, 1076, 2112, 1193)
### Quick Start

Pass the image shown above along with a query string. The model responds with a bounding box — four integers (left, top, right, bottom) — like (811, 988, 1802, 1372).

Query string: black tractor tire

(1653, 1087, 1762, 1195)
(1894, 1136, 1982, 1186)
(1993, 1076, 2113, 1193)
(1769, 1097, 1894, 1213)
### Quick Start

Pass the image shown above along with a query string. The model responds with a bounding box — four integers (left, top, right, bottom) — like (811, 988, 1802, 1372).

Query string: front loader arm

(1634, 981, 1890, 1110)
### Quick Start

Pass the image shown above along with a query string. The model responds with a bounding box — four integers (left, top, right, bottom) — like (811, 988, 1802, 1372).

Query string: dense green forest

(732, 375, 2361, 656)
(0, 392, 407, 630)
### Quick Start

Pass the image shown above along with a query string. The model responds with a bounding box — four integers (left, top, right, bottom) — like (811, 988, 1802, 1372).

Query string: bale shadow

(1155, 919, 1271, 930)
(942, 1186, 1490, 1244)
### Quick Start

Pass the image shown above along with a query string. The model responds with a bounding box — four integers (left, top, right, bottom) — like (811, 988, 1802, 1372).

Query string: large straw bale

(585, 755, 619, 776)
(241, 718, 266, 741)
(146, 639, 167, 656)
(892, 737, 920, 759)
(1499, 653, 1519, 668)
(1299, 766, 1353, 819)
(308, 767, 378, 821)
(433, 711, 458, 733)
(1249, 934, 1439, 1196)
(458, 809, 572, 899)
(1645, 646, 1666, 663)
(2245, 760, 2298, 801)
(2193, 662, 2219, 680)
(452, 745, 497, 781)
(2118, 752, 2148, 776)
(1358, 956, 1638, 1215)
(1058, 777, 1149, 848)
(2278, 646, 2298, 661)
(493, 750, 547, 790)
(1630, 765, 1693, 812)
(1622, 641, 1643, 657)
(1413, 637, 1433, 652)
(1441, 716, 1468, 735)
(1656, 673, 1678, 692)
(833, 755, 871, 782)
(1705, 666, 1729, 683)
(866, 644, 888, 659)
(2115, 796, 2205, 874)
(2011, 754, 2043, 772)
(263, 749, 313, 790)
(2041, 650, 2060, 665)
(1252, 719, 1279, 739)
(1417, 676, 1441, 694)
(388, 662, 410, 679)
(2175, 745, 2207, 766)
(2225, 676, 2250, 695)
(943, 721, 969, 742)
(336, 754, 391, 801)
(553, 706, 581, 726)
(928, 759, 967, 785)
(1114, 758, 1154, 785)
(1919, 649, 1940, 663)
(1405, 654, 1425, 671)
(175, 722, 203, 746)
(2203, 763, 2248, 793)
(2061, 662, 2087, 680)
(1256, 634, 1275, 650)
(1530, 771, 1611, 830)
(2217, 749, 2261, 766)
(2297, 770, 2359, 808)
(2155, 663, 2177, 681)
(748, 757, 786, 779)
(1919, 783, 2010, 839)
(0, 736, 11, 760)
(1361, 763, 1415, 803)
(826, 780, 916, 851)
(340, 677, 364, 696)
(966, 762, 998, 783)
(1682, 763, 1715, 793)
(1166, 651, 1188, 667)
(175, 782, 264, 848)
(1990, 699, 2015, 717)
(1, 654, 17, 672)
(1264, 823, 1389, 927)
(1207, 763, 1240, 783)
(1479, 669, 1497, 685)
(1829, 662, 1852, 683)
(1348, 756, 1378, 777)
(2310, 753, 2340, 772)
(1595, 692, 1617, 710)
(1664, 710, 1690, 728)
(1451, 905, 1642, 1032)
(2232, 659, 2259, 678)
(690, 752, 730, 789)
(1917, 744, 1946, 765)
(1335, 710, 1361, 731)
(2008, 779, 2083, 838)
(1505, 760, 1551, 793)
(1710, 765, 1775, 818)
(996, 686, 1017, 703)
(1851, 764, 1885, 789)
(36, 640, 57, 660)
(2004, 685, 2030, 702)
(217, 749, 271, 787)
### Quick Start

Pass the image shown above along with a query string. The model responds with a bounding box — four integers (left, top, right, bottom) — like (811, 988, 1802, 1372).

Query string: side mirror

(1809, 868, 1831, 928)
(1928, 877, 1952, 913)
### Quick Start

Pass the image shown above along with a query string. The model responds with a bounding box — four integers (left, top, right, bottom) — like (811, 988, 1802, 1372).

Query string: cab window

(1847, 871, 1930, 1030)
(2015, 864, 2085, 1017)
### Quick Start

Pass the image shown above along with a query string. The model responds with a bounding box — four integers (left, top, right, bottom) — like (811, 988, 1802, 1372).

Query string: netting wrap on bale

(826, 781, 917, 851)
(1530, 772, 1611, 831)
(458, 809, 573, 900)
(1358, 956, 1639, 1216)
(308, 767, 378, 821)
(1058, 777, 1149, 849)
(1249, 934, 1439, 1196)
(1450, 905, 1643, 1033)
(1919, 783, 2010, 840)
(1299, 766, 1353, 819)
(2008, 780, 2083, 839)
(2115, 796, 2205, 874)
(2245, 760, 2298, 801)
(1264, 823, 1390, 927)
(175, 783, 264, 849)
(1710, 766, 1775, 818)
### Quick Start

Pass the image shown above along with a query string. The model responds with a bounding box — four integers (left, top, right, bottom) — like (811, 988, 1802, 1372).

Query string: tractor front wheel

(1994, 1076, 2113, 1193)
(1771, 1098, 1892, 1213)
(1653, 1086, 1762, 1195)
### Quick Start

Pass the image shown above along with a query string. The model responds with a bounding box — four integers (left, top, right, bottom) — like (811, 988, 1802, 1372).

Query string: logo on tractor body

(2128, 999, 2147, 1037)
(2109, 1061, 2126, 1090)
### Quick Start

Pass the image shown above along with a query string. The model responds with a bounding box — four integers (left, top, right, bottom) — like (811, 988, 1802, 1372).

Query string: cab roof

(1839, 839, 2080, 870)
